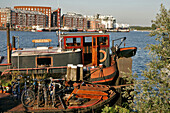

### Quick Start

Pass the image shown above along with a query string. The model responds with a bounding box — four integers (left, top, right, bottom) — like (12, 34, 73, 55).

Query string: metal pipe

(6, 23, 11, 64)
(12, 36, 15, 49)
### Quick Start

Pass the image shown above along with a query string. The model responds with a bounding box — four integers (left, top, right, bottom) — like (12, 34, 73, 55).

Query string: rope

(83, 67, 102, 79)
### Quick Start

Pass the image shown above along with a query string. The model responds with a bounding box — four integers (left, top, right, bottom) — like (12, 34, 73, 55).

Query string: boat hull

(90, 64, 118, 84)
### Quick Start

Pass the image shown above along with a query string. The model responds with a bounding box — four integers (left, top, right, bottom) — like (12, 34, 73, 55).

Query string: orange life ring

(99, 50, 107, 62)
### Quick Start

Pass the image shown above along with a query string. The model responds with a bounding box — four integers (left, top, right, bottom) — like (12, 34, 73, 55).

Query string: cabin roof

(11, 47, 81, 56)
(60, 32, 110, 37)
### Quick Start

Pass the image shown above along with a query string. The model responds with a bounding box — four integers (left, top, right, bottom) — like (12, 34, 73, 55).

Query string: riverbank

(133, 30, 152, 32)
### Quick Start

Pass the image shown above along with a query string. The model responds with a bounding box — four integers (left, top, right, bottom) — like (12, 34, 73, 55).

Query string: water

(0, 30, 157, 76)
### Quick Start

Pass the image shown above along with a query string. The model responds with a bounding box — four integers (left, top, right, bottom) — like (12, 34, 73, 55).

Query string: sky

(0, 0, 169, 26)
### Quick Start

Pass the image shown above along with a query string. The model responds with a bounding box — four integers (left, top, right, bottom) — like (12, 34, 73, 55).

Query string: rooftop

(60, 32, 110, 37)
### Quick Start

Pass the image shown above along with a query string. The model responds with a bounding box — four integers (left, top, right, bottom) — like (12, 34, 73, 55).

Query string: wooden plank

(75, 89, 108, 96)
(75, 95, 108, 100)
(79, 86, 109, 91)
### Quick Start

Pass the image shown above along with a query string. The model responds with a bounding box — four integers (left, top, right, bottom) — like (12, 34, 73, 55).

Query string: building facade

(86, 14, 116, 30)
(51, 8, 61, 28)
(14, 6, 51, 28)
(0, 7, 11, 27)
(62, 12, 87, 30)
(0, 7, 45, 28)
(11, 9, 45, 28)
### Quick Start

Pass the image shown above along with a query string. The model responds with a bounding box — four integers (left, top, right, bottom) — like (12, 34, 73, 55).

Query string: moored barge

(0, 31, 137, 85)
(0, 27, 137, 112)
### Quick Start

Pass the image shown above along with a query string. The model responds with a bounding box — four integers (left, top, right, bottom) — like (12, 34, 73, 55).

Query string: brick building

(51, 8, 61, 28)
(62, 12, 87, 30)
(11, 9, 45, 28)
(14, 6, 51, 28)
(0, 7, 11, 27)
(0, 7, 45, 28)
(87, 19, 101, 30)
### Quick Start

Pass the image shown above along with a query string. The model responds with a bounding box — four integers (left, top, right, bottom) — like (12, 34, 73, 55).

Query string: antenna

(57, 0, 60, 8)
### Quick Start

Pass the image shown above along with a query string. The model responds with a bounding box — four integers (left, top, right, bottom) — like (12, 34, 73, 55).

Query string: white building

(114, 23, 129, 29)
(85, 14, 116, 29)
(100, 15, 116, 29)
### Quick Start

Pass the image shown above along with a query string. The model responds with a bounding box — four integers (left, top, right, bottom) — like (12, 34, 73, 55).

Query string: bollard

(66, 64, 73, 81)
(71, 65, 77, 81)
(77, 64, 83, 81)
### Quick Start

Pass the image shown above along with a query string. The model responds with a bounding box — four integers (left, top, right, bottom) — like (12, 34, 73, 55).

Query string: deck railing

(1, 66, 67, 76)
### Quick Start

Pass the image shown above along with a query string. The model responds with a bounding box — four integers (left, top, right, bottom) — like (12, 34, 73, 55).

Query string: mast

(6, 23, 11, 64)
(57, 0, 62, 50)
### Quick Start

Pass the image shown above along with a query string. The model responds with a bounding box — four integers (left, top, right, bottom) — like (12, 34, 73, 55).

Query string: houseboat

(0, 31, 137, 85)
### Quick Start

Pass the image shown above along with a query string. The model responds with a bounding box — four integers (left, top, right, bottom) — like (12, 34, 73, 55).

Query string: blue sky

(0, 0, 169, 26)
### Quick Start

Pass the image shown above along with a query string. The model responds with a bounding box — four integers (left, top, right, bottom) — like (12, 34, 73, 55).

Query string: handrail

(0, 63, 12, 66)
(1, 66, 67, 76)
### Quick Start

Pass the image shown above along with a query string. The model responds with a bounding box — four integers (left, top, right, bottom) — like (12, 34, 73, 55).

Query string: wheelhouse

(61, 33, 110, 66)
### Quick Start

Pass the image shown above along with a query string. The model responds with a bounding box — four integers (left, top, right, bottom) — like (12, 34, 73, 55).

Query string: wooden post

(67, 64, 73, 81)
(6, 23, 11, 64)
(77, 64, 83, 81)
(71, 65, 77, 81)
(117, 57, 132, 78)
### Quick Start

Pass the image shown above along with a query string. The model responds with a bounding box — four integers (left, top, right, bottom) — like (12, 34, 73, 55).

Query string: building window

(98, 37, 108, 45)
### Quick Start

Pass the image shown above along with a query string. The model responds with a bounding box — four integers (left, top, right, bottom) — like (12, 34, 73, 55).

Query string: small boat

(117, 47, 137, 58)
(117, 28, 130, 32)
(22, 81, 123, 113)
(87, 29, 97, 32)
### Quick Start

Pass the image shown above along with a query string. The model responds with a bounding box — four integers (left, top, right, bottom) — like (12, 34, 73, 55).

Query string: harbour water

(0, 31, 157, 77)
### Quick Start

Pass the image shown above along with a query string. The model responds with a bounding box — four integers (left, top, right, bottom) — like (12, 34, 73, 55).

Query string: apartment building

(51, 8, 61, 28)
(11, 9, 45, 28)
(62, 12, 87, 30)
(0, 7, 11, 27)
(0, 7, 45, 28)
(14, 6, 51, 28)
(86, 14, 116, 30)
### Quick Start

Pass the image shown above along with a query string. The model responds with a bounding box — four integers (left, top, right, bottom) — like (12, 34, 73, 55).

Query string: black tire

(21, 89, 35, 107)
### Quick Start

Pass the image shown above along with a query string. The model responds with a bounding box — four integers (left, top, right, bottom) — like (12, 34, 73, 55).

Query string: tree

(134, 4, 170, 112)
(102, 4, 169, 113)
(151, 24, 156, 30)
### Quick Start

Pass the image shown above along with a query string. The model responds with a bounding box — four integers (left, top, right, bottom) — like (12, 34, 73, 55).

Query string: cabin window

(36, 57, 53, 67)
(93, 38, 96, 46)
(66, 38, 81, 47)
(98, 37, 108, 45)
(83, 37, 92, 46)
